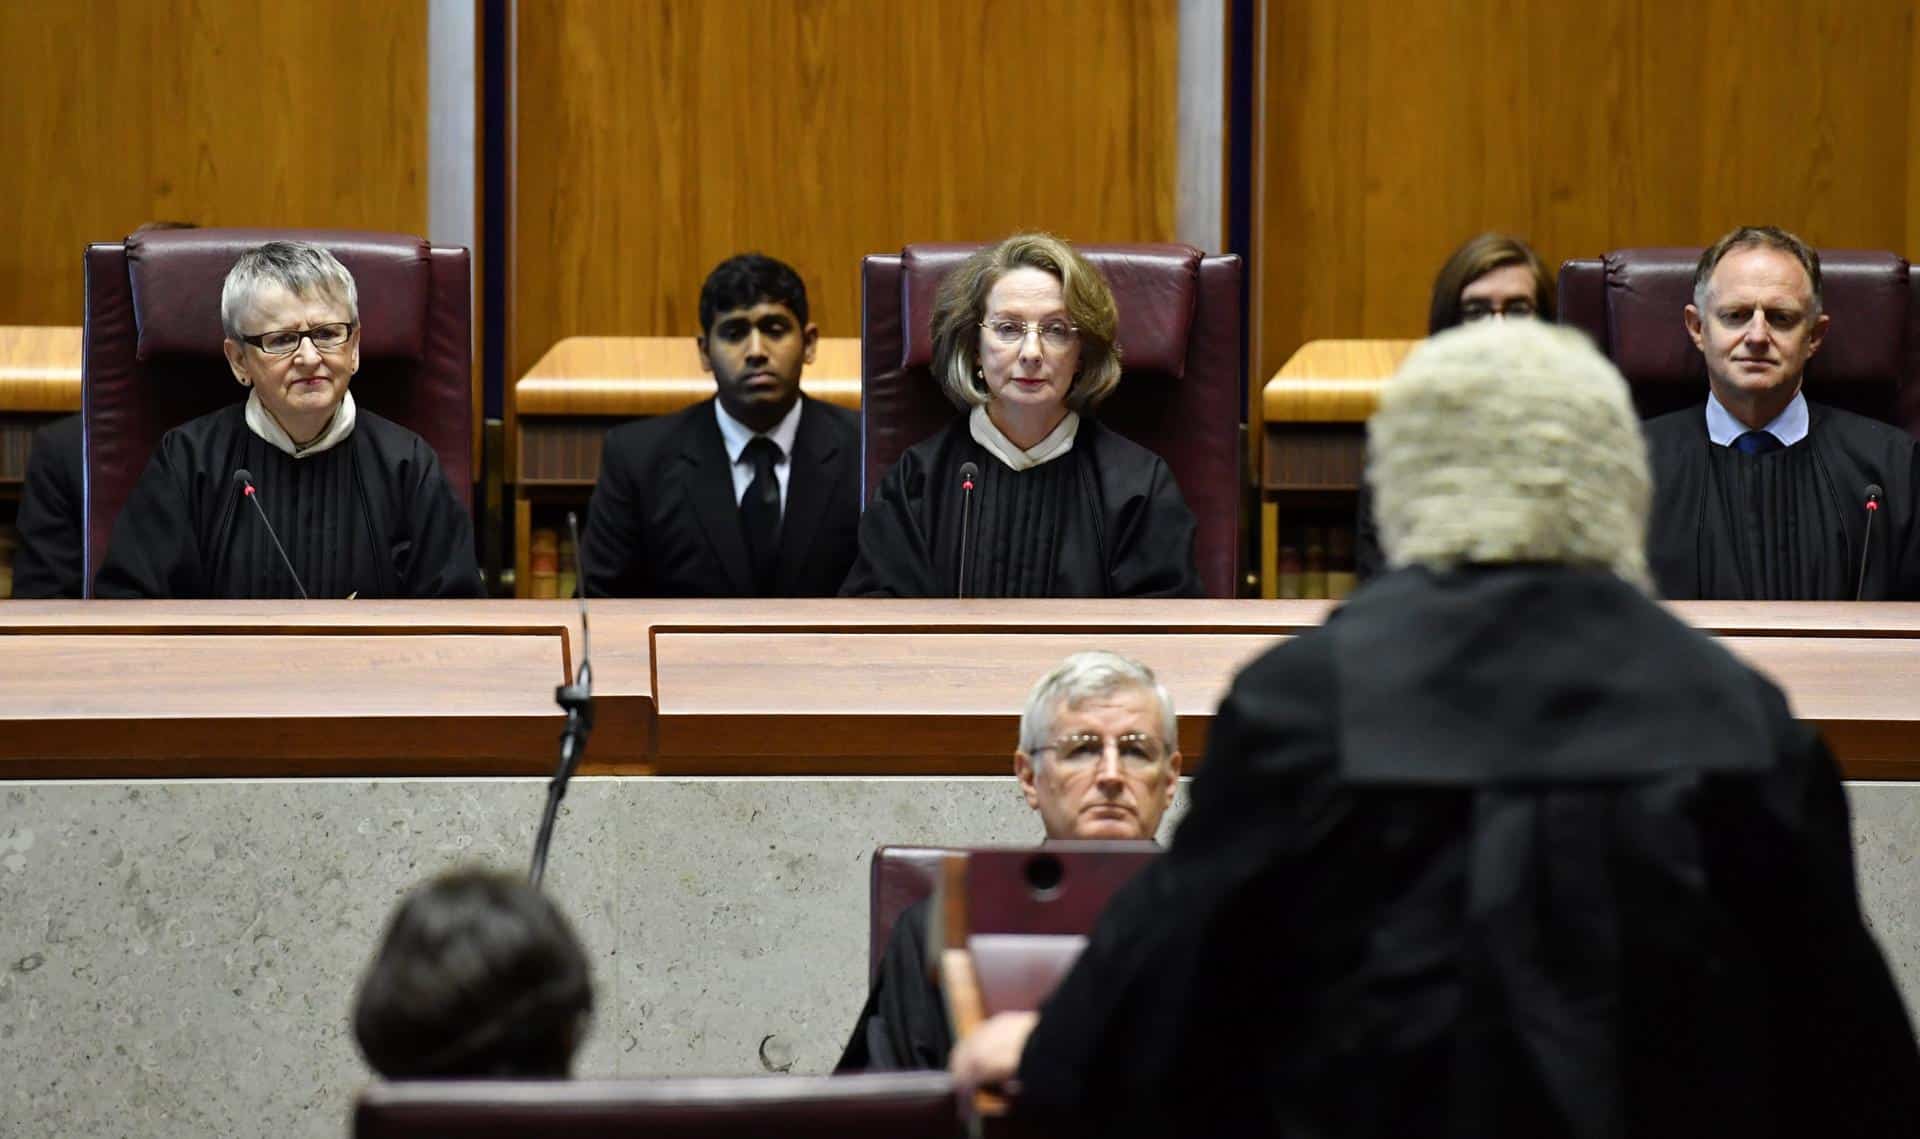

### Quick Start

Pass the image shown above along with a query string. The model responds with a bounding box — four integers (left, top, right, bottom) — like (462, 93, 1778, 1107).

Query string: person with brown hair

(1645, 224, 1920, 599)
(840, 233, 1200, 597)
(1356, 232, 1556, 580)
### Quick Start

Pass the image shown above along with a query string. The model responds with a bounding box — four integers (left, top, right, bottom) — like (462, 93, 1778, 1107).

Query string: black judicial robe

(94, 403, 482, 599)
(833, 899, 953, 1073)
(840, 416, 1202, 598)
(1645, 401, 1920, 600)
(10, 414, 85, 598)
(1013, 565, 1920, 1139)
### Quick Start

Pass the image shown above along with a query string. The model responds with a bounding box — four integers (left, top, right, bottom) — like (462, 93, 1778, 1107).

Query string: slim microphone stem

(957, 461, 979, 600)
(1856, 498, 1880, 602)
(530, 512, 594, 888)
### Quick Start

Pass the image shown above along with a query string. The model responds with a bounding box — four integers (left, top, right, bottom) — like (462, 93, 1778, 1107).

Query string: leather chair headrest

(1603, 247, 1908, 387)
(127, 227, 430, 362)
(900, 242, 1201, 378)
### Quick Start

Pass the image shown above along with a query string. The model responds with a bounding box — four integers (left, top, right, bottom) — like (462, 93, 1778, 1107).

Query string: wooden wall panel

(512, 0, 1180, 382)
(0, 0, 428, 327)
(1254, 0, 1917, 396)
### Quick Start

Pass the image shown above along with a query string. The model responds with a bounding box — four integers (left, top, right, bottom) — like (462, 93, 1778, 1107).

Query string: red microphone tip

(1867, 500, 1879, 512)
(243, 484, 256, 497)
(962, 479, 974, 491)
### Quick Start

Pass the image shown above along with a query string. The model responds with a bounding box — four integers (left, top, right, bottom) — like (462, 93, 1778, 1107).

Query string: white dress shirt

(715, 396, 804, 510)
(245, 389, 358, 458)
(1705, 389, 1809, 448)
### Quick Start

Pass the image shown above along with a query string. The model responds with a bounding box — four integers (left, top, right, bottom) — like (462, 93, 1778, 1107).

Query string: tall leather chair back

(860, 243, 1243, 597)
(1557, 247, 1919, 434)
(82, 227, 473, 592)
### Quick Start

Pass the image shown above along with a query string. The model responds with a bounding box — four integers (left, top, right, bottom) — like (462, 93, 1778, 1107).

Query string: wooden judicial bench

(2, 599, 1919, 782)
(510, 336, 862, 596)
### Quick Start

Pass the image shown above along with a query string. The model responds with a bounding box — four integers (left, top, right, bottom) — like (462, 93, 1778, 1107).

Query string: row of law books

(1273, 525, 1357, 600)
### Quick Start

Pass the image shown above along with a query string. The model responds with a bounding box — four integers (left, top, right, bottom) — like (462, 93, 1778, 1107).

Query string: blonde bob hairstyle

(929, 233, 1123, 411)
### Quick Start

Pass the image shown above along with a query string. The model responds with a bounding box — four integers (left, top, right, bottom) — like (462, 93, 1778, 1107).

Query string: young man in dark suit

(582, 254, 861, 596)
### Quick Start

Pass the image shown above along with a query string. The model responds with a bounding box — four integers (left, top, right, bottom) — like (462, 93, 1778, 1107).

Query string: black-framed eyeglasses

(239, 321, 356, 356)
(1459, 300, 1537, 323)
(1032, 731, 1168, 768)
(980, 319, 1079, 352)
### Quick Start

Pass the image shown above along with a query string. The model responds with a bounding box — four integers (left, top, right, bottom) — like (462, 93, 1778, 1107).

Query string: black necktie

(1732, 430, 1783, 455)
(740, 436, 783, 592)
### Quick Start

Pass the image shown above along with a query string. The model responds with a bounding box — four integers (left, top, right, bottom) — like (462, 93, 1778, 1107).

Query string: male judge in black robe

(582, 254, 859, 597)
(94, 241, 481, 599)
(952, 321, 1920, 1138)
(1645, 225, 1920, 599)
(834, 650, 1180, 1072)
(10, 414, 84, 598)
(840, 232, 1200, 598)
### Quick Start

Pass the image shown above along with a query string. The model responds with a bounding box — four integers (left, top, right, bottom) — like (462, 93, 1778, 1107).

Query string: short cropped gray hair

(220, 241, 359, 340)
(1018, 651, 1177, 756)
(1367, 320, 1652, 589)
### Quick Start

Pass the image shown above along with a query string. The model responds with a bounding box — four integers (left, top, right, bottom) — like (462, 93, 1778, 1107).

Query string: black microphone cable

(232, 469, 309, 600)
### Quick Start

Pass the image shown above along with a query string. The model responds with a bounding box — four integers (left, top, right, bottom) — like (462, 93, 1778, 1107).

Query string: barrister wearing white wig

(1366, 319, 1653, 590)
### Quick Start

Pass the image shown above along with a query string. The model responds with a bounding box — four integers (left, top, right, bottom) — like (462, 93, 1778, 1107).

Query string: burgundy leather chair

(936, 844, 1160, 1021)
(1557, 248, 1920, 436)
(81, 227, 473, 593)
(860, 244, 1243, 597)
(868, 845, 951, 985)
(354, 1073, 961, 1138)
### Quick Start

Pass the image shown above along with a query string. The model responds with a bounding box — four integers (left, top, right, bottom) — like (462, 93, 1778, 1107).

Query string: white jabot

(245, 389, 357, 458)
(970, 406, 1080, 472)
(1705, 389, 1809, 448)
(715, 396, 804, 508)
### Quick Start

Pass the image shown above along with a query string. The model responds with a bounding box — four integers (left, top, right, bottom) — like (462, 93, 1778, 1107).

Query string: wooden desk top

(514, 336, 862, 417)
(0, 325, 83, 412)
(3, 598, 1918, 779)
(1261, 339, 1414, 424)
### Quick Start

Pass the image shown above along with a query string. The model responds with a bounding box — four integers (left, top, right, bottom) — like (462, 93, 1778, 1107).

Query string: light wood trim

(1261, 377, 1387, 424)
(1259, 338, 1416, 424)
(0, 325, 82, 411)
(514, 335, 861, 416)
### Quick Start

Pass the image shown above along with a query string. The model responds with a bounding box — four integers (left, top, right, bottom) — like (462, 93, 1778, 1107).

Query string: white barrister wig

(1367, 320, 1653, 590)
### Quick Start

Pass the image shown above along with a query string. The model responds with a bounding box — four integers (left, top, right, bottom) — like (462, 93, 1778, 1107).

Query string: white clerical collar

(1704, 388, 1808, 448)
(245, 389, 357, 458)
(714, 395, 804, 462)
(969, 405, 1079, 472)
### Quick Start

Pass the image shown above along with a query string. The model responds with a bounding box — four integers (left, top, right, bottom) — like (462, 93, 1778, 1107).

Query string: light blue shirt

(714, 396, 803, 510)
(1705, 389, 1809, 448)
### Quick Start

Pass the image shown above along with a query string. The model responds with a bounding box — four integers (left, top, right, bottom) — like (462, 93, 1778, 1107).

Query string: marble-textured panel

(0, 776, 1909, 1139)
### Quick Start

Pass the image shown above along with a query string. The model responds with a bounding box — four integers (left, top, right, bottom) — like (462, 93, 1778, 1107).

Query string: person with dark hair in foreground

(835, 650, 1180, 1072)
(952, 321, 1920, 1138)
(582, 253, 861, 597)
(840, 232, 1200, 598)
(1356, 231, 1555, 580)
(353, 868, 593, 1079)
(1645, 224, 1920, 599)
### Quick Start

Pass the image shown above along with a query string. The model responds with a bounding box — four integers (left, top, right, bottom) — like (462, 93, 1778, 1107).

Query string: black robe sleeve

(11, 415, 85, 598)
(838, 446, 942, 598)
(384, 430, 484, 598)
(833, 900, 955, 1072)
(92, 427, 214, 599)
(1100, 437, 1204, 599)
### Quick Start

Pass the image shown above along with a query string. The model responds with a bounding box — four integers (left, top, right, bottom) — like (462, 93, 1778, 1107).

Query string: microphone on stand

(231, 469, 309, 600)
(1855, 483, 1884, 602)
(530, 512, 594, 887)
(957, 461, 979, 599)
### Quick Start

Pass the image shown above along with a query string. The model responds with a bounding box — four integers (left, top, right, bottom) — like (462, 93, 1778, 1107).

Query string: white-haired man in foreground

(836, 650, 1180, 1072)
(953, 320, 1920, 1138)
